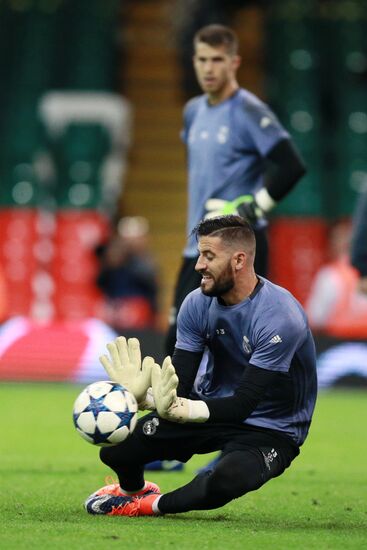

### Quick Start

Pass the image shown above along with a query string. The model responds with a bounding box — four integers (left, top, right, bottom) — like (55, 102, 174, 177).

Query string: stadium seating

(265, 1, 366, 303)
(0, 2, 128, 323)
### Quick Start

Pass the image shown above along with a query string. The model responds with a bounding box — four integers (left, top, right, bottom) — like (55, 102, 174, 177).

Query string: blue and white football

(73, 381, 138, 446)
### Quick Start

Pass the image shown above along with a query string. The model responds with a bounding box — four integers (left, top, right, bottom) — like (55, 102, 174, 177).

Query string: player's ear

(233, 251, 246, 270)
(232, 55, 241, 71)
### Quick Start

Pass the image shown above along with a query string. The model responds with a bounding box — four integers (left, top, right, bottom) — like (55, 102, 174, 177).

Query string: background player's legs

(253, 227, 268, 277)
(165, 257, 202, 356)
(158, 447, 290, 514)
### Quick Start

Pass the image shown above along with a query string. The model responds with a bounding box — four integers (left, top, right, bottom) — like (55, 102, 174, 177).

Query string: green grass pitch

(0, 383, 366, 549)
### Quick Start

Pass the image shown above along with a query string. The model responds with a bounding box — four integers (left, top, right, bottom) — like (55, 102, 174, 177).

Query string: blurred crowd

(95, 216, 159, 332)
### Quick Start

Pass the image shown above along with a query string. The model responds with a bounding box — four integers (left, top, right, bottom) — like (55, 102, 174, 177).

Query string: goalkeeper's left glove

(151, 357, 209, 423)
(205, 188, 276, 227)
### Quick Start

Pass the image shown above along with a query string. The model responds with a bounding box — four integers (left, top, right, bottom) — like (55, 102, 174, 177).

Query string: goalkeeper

(85, 216, 317, 517)
(165, 24, 306, 357)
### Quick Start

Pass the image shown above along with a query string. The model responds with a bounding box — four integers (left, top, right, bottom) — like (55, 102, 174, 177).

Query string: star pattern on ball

(85, 395, 111, 419)
(91, 426, 113, 445)
(73, 382, 138, 446)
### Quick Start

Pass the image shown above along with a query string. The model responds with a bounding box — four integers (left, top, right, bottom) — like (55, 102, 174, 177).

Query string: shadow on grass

(46, 507, 366, 534)
(15, 500, 366, 534)
(162, 513, 367, 532)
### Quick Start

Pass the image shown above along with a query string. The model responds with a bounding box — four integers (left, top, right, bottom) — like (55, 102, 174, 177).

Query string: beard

(200, 264, 235, 297)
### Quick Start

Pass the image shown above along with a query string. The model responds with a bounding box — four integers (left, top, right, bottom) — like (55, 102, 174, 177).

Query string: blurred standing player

(351, 189, 367, 295)
(85, 216, 317, 517)
(165, 24, 306, 356)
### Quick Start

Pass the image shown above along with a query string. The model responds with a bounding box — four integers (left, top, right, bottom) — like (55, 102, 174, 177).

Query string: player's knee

(100, 442, 141, 470)
(99, 445, 124, 469)
(207, 466, 244, 502)
(99, 446, 113, 467)
(207, 451, 264, 501)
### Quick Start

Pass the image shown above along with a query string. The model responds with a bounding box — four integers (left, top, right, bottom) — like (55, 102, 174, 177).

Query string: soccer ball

(73, 381, 138, 446)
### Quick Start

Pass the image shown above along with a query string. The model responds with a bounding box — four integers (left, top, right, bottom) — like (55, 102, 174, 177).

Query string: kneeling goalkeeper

(85, 216, 317, 517)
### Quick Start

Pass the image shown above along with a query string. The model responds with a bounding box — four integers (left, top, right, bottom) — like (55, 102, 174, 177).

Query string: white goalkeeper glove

(205, 188, 276, 227)
(151, 357, 209, 423)
(99, 336, 154, 410)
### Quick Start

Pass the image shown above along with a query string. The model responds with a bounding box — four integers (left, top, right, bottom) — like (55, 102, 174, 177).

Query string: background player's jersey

(182, 88, 289, 257)
(176, 278, 317, 446)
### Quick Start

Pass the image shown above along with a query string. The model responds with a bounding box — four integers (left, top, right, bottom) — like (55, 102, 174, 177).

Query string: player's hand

(205, 195, 266, 226)
(151, 357, 179, 418)
(99, 336, 153, 406)
(151, 357, 209, 423)
(236, 195, 265, 225)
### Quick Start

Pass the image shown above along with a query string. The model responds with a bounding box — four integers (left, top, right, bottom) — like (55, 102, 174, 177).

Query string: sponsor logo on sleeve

(269, 334, 282, 344)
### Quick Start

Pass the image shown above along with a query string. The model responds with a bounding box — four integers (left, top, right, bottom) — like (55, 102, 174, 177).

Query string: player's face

(195, 236, 235, 297)
(193, 42, 240, 101)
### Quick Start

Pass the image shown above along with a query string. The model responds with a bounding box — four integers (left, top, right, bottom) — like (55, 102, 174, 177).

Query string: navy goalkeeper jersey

(176, 278, 317, 446)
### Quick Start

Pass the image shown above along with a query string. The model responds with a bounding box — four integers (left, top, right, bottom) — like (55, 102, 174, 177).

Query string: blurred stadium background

(0, 0, 366, 384)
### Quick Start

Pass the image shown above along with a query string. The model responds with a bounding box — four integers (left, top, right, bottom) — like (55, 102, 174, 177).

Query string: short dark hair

(192, 215, 256, 256)
(193, 24, 239, 56)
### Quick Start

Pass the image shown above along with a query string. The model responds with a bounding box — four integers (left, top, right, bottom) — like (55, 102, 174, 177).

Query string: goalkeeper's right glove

(99, 336, 153, 409)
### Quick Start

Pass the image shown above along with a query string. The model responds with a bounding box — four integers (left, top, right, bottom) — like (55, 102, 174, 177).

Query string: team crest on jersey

(143, 417, 159, 436)
(217, 125, 229, 143)
(242, 336, 252, 354)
